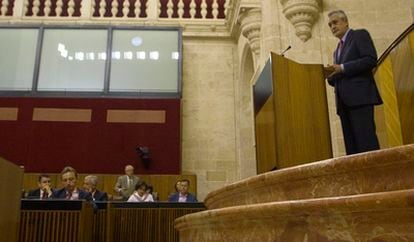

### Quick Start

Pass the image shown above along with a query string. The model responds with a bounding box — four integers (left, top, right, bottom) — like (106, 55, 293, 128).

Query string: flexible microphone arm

(281, 45, 292, 57)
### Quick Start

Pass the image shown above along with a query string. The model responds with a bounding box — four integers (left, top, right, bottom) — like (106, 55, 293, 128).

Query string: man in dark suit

(325, 10, 382, 155)
(168, 179, 198, 203)
(52, 166, 92, 201)
(83, 175, 108, 201)
(27, 174, 54, 199)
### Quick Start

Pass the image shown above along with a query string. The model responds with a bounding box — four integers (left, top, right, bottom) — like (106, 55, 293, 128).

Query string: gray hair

(84, 175, 98, 186)
(328, 10, 348, 22)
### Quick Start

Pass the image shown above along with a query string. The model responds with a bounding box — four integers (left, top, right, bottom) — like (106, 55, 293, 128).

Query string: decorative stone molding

(280, 0, 322, 42)
(238, 8, 262, 62)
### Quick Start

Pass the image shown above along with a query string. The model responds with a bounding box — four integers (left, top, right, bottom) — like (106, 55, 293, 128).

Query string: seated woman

(146, 184, 159, 202)
(127, 181, 154, 202)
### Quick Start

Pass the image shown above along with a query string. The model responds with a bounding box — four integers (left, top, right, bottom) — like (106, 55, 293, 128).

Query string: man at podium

(325, 10, 382, 155)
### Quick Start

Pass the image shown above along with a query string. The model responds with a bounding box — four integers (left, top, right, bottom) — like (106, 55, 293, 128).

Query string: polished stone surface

(176, 189, 414, 242)
(205, 145, 414, 209)
(176, 145, 414, 242)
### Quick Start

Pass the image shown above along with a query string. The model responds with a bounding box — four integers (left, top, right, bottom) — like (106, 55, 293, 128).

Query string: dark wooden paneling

(19, 201, 205, 242)
(19, 200, 94, 242)
(107, 203, 205, 242)
(255, 97, 277, 173)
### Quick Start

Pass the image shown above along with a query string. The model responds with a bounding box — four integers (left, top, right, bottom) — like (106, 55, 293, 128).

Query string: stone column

(238, 8, 262, 66)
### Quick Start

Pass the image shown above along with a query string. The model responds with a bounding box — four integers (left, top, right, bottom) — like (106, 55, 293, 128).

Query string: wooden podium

(0, 157, 23, 242)
(254, 53, 332, 173)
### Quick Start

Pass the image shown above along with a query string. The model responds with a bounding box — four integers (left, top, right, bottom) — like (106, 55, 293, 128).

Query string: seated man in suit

(168, 179, 197, 203)
(27, 174, 54, 199)
(167, 180, 182, 201)
(114, 164, 140, 200)
(53, 166, 92, 201)
(83, 175, 108, 201)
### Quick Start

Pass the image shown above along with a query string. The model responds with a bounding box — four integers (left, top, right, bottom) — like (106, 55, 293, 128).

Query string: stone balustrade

(0, 0, 235, 36)
(1, 0, 228, 19)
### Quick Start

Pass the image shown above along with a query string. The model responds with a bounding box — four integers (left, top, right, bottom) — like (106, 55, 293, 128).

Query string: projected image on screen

(0, 29, 38, 91)
(0, 26, 182, 97)
(110, 30, 179, 93)
(37, 29, 107, 92)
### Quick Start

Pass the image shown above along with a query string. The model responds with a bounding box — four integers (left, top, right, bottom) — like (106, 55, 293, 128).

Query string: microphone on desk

(281, 45, 291, 57)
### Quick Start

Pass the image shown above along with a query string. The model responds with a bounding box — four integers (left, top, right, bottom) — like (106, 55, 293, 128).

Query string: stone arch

(236, 42, 257, 179)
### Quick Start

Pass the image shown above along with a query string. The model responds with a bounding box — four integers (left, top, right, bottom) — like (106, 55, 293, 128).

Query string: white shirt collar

(341, 28, 351, 43)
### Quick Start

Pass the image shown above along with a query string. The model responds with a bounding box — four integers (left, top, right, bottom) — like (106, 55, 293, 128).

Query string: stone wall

(181, 38, 239, 200)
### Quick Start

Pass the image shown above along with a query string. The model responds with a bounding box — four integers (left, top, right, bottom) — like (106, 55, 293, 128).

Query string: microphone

(281, 45, 291, 57)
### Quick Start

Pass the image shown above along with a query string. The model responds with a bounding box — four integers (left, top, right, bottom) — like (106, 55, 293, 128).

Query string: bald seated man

(114, 165, 140, 200)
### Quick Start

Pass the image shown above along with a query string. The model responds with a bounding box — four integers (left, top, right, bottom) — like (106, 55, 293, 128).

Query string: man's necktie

(66, 191, 72, 200)
(336, 40, 344, 63)
(42, 191, 48, 199)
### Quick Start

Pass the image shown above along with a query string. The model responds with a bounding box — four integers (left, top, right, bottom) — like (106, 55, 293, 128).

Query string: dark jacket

(26, 188, 54, 199)
(168, 192, 198, 203)
(52, 188, 92, 201)
(328, 29, 382, 109)
(92, 190, 108, 201)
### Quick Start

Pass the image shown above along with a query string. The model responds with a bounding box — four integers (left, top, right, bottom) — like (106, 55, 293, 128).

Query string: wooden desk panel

(19, 201, 205, 242)
(107, 203, 205, 242)
(19, 200, 94, 242)
(92, 208, 107, 242)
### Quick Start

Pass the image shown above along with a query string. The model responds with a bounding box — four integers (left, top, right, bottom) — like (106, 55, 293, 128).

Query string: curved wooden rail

(374, 23, 414, 148)
(377, 23, 414, 66)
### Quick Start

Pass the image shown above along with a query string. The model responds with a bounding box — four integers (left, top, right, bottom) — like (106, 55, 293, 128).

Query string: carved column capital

(280, 0, 322, 42)
(238, 7, 262, 61)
